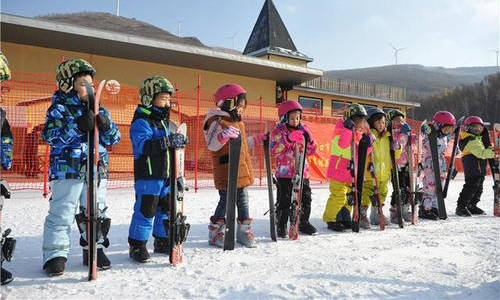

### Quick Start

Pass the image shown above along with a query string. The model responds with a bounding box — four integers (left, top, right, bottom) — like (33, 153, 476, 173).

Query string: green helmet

(56, 58, 96, 93)
(386, 109, 405, 121)
(139, 76, 175, 107)
(0, 51, 11, 82)
(344, 103, 367, 120)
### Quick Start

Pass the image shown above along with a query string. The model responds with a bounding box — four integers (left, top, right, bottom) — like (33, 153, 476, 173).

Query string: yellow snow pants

(361, 179, 389, 207)
(323, 180, 352, 223)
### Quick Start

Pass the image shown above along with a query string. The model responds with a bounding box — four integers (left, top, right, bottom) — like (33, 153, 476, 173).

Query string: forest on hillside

(411, 73, 500, 123)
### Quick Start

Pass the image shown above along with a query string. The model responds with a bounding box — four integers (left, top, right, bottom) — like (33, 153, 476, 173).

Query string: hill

(325, 64, 498, 97)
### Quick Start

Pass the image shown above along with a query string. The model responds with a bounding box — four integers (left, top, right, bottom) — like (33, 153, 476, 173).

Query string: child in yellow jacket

(361, 108, 401, 229)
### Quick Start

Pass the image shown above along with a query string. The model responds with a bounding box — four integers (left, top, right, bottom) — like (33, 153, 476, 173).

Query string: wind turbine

(390, 43, 406, 65)
(227, 32, 237, 49)
(115, 0, 120, 16)
(493, 48, 499, 71)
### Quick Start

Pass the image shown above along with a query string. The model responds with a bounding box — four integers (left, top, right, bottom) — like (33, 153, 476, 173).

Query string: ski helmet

(463, 116, 484, 127)
(367, 107, 386, 128)
(432, 111, 456, 127)
(56, 58, 96, 93)
(0, 51, 11, 82)
(139, 76, 175, 108)
(343, 103, 367, 120)
(214, 83, 246, 108)
(278, 100, 303, 118)
(386, 109, 405, 121)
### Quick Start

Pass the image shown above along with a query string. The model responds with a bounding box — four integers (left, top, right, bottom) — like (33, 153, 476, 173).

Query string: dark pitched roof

(37, 12, 207, 48)
(243, 0, 297, 54)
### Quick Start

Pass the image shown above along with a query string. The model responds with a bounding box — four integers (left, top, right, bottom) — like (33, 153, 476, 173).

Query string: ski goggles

(220, 93, 247, 112)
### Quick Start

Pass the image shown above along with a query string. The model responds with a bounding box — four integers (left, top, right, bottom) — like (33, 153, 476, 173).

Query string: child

(203, 83, 257, 248)
(323, 104, 371, 232)
(0, 51, 14, 285)
(128, 76, 186, 263)
(362, 108, 401, 228)
(42, 58, 120, 276)
(419, 111, 456, 220)
(386, 109, 412, 222)
(455, 116, 495, 216)
(270, 100, 318, 237)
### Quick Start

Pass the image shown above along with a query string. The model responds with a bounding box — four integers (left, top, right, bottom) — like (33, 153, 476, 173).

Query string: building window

(299, 96, 323, 114)
(331, 100, 351, 116)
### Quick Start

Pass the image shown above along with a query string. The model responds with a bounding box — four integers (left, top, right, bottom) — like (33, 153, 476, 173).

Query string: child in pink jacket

(270, 101, 317, 237)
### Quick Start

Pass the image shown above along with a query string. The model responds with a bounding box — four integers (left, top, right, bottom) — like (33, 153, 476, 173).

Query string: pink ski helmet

(214, 83, 246, 107)
(278, 100, 303, 118)
(432, 111, 456, 127)
(463, 116, 484, 127)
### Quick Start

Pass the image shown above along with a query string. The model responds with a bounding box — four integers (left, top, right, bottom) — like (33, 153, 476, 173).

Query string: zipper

(147, 156, 152, 175)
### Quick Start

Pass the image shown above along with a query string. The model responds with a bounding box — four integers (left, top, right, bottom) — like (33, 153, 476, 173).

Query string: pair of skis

(350, 130, 369, 233)
(482, 123, 500, 217)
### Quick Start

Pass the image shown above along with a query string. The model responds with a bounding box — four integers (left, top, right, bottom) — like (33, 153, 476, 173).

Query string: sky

(1, 0, 498, 70)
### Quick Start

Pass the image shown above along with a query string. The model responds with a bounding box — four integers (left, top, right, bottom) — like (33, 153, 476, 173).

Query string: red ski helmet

(463, 116, 484, 127)
(214, 83, 246, 107)
(278, 100, 303, 118)
(432, 111, 456, 127)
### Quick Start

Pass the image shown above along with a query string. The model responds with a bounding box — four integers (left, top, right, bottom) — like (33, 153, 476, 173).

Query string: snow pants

(128, 179, 170, 245)
(457, 176, 485, 208)
(42, 178, 108, 265)
(361, 179, 389, 207)
(421, 168, 445, 210)
(213, 188, 249, 220)
(323, 180, 352, 223)
(276, 178, 312, 226)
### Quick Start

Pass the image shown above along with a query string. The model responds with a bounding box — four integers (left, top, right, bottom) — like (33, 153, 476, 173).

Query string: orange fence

(1, 72, 496, 195)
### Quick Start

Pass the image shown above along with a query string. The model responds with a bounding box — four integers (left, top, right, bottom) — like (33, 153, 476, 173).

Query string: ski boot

(43, 257, 67, 277)
(83, 248, 111, 270)
(298, 204, 318, 235)
(1, 267, 13, 285)
(208, 217, 225, 248)
(327, 221, 344, 232)
(418, 206, 438, 220)
(360, 206, 371, 229)
(236, 218, 256, 248)
(370, 205, 389, 225)
(456, 205, 472, 217)
(467, 203, 485, 215)
(402, 204, 412, 222)
(153, 237, 169, 254)
(128, 239, 150, 263)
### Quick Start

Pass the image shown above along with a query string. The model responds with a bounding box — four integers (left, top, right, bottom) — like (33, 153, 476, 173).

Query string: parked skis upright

(368, 151, 385, 230)
(388, 123, 404, 228)
(288, 134, 307, 240)
(167, 122, 190, 265)
(482, 123, 500, 217)
(223, 135, 242, 250)
(427, 125, 447, 220)
(443, 116, 465, 198)
(263, 132, 277, 241)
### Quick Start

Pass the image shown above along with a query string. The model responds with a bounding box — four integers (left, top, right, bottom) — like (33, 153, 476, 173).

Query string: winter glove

(288, 130, 304, 143)
(97, 110, 111, 132)
(344, 119, 355, 130)
(76, 110, 94, 133)
(168, 132, 188, 148)
(400, 123, 411, 135)
(217, 126, 240, 144)
(421, 123, 432, 135)
(390, 140, 401, 151)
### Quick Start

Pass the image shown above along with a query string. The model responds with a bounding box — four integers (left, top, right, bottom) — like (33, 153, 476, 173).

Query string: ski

(167, 122, 190, 266)
(263, 132, 277, 241)
(388, 124, 404, 228)
(368, 151, 385, 230)
(428, 125, 447, 220)
(443, 116, 465, 198)
(83, 80, 104, 280)
(406, 130, 417, 225)
(482, 123, 500, 217)
(223, 135, 242, 251)
(288, 134, 307, 240)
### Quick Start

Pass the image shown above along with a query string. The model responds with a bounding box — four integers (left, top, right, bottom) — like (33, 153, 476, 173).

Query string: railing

(300, 77, 407, 102)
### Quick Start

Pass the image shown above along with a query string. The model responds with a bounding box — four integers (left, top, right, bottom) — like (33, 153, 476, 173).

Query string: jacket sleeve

(337, 126, 352, 149)
(130, 119, 168, 158)
(98, 107, 121, 147)
(42, 103, 83, 147)
(301, 124, 317, 155)
(466, 138, 495, 159)
(0, 110, 13, 170)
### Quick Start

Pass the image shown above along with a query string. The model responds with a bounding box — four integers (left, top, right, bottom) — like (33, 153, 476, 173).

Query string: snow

(1, 178, 499, 299)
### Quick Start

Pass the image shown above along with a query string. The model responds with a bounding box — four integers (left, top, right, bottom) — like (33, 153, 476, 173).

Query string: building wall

(2, 42, 277, 105)
(287, 89, 408, 116)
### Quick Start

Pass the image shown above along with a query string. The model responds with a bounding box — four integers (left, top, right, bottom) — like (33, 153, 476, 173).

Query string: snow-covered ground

(1, 178, 499, 299)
